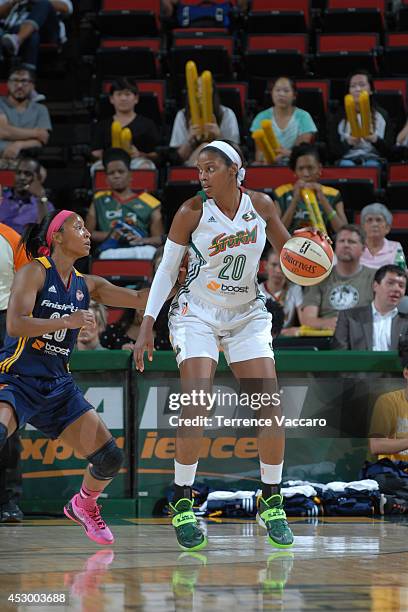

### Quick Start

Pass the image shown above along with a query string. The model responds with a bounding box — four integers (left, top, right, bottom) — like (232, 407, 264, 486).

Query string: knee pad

(87, 438, 124, 481)
(0, 423, 8, 453)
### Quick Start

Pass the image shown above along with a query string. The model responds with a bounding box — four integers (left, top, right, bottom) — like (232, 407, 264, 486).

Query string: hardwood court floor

(1, 516, 408, 611)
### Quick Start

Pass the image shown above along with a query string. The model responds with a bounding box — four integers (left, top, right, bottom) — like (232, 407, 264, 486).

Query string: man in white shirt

(332, 264, 408, 350)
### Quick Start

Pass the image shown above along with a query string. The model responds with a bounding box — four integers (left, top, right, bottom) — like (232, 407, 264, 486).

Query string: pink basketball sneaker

(64, 494, 114, 545)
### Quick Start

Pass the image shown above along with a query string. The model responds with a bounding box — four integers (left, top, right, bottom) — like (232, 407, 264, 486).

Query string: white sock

(260, 460, 283, 484)
(174, 460, 198, 486)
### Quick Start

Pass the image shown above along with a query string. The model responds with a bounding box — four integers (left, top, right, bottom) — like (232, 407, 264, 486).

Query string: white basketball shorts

(168, 292, 274, 367)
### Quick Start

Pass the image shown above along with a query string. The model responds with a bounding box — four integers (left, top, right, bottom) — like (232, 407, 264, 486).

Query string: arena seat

(373, 79, 407, 131)
(384, 33, 408, 76)
(90, 259, 154, 283)
(170, 36, 233, 79)
(96, 38, 160, 80)
(386, 164, 408, 209)
(320, 167, 380, 211)
(244, 167, 296, 196)
(245, 34, 308, 79)
(296, 79, 330, 129)
(398, 0, 408, 30)
(217, 82, 248, 126)
(247, 0, 310, 34)
(315, 34, 379, 77)
(322, 0, 385, 33)
(97, 0, 160, 37)
(163, 167, 200, 230)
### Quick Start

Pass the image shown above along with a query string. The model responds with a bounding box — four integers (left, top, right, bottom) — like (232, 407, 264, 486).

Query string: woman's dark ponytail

(20, 210, 61, 259)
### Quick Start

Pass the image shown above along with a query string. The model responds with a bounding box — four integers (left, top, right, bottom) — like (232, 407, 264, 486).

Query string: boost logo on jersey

(44, 342, 70, 357)
(207, 281, 248, 294)
(32, 338, 70, 357)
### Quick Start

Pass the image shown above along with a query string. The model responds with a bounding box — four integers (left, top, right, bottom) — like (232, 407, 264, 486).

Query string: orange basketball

(280, 229, 334, 287)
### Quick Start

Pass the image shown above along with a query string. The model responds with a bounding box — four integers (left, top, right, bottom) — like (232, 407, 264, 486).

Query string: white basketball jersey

(179, 191, 267, 308)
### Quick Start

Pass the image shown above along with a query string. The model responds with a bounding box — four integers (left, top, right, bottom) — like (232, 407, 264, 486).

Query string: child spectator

(250, 76, 317, 165)
(91, 78, 159, 172)
(274, 143, 347, 235)
(85, 148, 164, 260)
(169, 77, 239, 166)
(328, 70, 393, 167)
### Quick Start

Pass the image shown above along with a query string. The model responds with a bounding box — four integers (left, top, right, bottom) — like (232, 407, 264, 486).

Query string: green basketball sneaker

(257, 494, 294, 548)
(170, 498, 208, 551)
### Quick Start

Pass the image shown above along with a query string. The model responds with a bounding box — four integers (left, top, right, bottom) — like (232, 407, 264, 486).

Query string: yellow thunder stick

(261, 119, 280, 153)
(111, 120, 122, 147)
(186, 60, 202, 133)
(344, 94, 361, 138)
(359, 90, 372, 138)
(252, 129, 276, 163)
(120, 128, 132, 154)
(301, 188, 327, 234)
(201, 70, 213, 140)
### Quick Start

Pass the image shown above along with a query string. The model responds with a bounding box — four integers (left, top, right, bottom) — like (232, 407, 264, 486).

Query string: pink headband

(38, 210, 75, 256)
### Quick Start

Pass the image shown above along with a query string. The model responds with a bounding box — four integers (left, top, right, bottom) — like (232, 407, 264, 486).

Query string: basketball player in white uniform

(135, 140, 294, 550)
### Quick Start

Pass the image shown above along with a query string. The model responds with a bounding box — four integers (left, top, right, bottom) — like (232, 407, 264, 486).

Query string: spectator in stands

(250, 76, 317, 165)
(101, 308, 144, 351)
(0, 0, 72, 94)
(0, 156, 53, 234)
(332, 264, 408, 350)
(396, 118, 408, 149)
(360, 203, 406, 270)
(169, 78, 240, 166)
(0, 222, 29, 523)
(76, 301, 107, 351)
(368, 338, 408, 462)
(0, 66, 51, 164)
(91, 78, 159, 172)
(328, 70, 393, 167)
(260, 247, 304, 335)
(86, 148, 164, 261)
(274, 143, 347, 235)
(302, 224, 375, 331)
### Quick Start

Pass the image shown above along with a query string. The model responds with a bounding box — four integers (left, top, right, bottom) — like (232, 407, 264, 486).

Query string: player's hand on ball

(294, 227, 332, 245)
(134, 320, 154, 372)
(66, 309, 96, 330)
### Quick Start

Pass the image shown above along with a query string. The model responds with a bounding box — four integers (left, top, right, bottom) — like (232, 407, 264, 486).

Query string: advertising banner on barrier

(135, 370, 403, 516)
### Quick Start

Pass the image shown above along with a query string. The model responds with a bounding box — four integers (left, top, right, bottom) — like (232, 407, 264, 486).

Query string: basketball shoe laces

(88, 505, 106, 529)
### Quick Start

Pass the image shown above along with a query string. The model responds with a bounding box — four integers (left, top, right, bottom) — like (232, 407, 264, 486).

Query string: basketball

(280, 229, 334, 287)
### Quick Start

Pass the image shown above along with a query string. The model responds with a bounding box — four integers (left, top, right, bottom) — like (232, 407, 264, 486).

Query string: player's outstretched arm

(7, 262, 95, 337)
(248, 190, 291, 253)
(85, 274, 150, 309)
